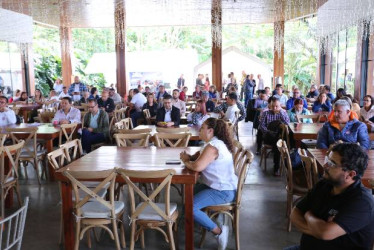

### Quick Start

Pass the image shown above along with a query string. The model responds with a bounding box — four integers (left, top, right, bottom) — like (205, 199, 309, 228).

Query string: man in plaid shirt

(258, 97, 290, 175)
(214, 96, 246, 122)
(68, 76, 88, 100)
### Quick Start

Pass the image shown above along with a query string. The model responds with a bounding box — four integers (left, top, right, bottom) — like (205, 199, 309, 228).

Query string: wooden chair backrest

(38, 111, 56, 123)
(80, 111, 88, 124)
(233, 139, 244, 171)
(115, 118, 133, 130)
(277, 139, 294, 191)
(156, 127, 190, 133)
(234, 111, 240, 124)
(114, 133, 150, 147)
(235, 150, 253, 207)
(296, 114, 319, 123)
(300, 148, 319, 188)
(154, 133, 191, 148)
(81, 103, 89, 111)
(143, 109, 151, 124)
(47, 147, 70, 171)
(116, 169, 176, 221)
(60, 139, 83, 162)
(0, 140, 25, 185)
(6, 127, 38, 158)
(63, 169, 117, 218)
(0, 134, 7, 147)
(117, 128, 152, 134)
(113, 108, 127, 122)
(59, 123, 78, 146)
(279, 124, 290, 149)
(9, 106, 20, 115)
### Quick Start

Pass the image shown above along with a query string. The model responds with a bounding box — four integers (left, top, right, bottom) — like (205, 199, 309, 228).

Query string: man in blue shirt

(286, 88, 308, 110)
(323, 85, 335, 102)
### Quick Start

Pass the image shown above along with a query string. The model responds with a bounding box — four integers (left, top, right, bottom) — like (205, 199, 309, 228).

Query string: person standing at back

(177, 74, 185, 90)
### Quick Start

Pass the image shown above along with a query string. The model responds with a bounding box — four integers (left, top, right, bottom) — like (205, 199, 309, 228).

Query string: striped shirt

(259, 109, 290, 133)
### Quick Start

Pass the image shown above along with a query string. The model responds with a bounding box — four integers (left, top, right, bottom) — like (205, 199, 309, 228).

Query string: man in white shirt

(109, 88, 122, 104)
(130, 88, 147, 126)
(52, 97, 81, 124)
(274, 84, 288, 107)
(0, 96, 16, 126)
(224, 93, 240, 124)
(58, 87, 71, 100)
(257, 74, 264, 91)
(171, 89, 186, 116)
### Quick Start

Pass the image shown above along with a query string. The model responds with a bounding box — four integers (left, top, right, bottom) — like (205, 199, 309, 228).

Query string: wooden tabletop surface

(1, 123, 60, 135)
(134, 124, 200, 140)
(308, 149, 374, 189)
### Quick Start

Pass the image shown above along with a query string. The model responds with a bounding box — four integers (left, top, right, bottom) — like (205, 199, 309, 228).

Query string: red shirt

(179, 91, 186, 101)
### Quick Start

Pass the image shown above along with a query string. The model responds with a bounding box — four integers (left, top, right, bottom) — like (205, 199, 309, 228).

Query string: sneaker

(216, 224, 229, 250)
(216, 213, 225, 228)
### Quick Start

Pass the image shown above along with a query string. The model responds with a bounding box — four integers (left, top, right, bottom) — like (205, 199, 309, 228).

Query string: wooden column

(273, 21, 285, 88)
(367, 32, 374, 97)
(211, 0, 222, 92)
(21, 44, 35, 95)
(60, 26, 73, 87)
(354, 26, 365, 102)
(115, 0, 127, 97)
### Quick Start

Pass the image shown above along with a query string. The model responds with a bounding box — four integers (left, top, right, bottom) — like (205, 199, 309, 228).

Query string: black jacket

(156, 106, 181, 126)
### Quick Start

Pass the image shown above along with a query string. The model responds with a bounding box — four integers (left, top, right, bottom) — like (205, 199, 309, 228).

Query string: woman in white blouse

(186, 100, 210, 127)
(180, 118, 237, 249)
(360, 95, 374, 121)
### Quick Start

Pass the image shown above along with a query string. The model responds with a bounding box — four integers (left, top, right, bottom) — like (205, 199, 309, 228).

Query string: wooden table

(308, 149, 374, 189)
(55, 146, 199, 250)
(290, 123, 374, 147)
(134, 124, 200, 140)
(10, 104, 42, 121)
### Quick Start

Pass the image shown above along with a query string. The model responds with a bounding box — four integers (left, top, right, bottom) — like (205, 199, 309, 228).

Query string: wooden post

(273, 21, 285, 89)
(367, 33, 374, 98)
(21, 44, 35, 95)
(211, 0, 222, 92)
(115, 0, 127, 97)
(60, 26, 73, 87)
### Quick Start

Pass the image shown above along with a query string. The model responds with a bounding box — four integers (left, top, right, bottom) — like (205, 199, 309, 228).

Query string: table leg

(61, 182, 74, 250)
(5, 157, 12, 208)
(184, 183, 194, 250)
(22, 110, 28, 123)
(45, 139, 55, 181)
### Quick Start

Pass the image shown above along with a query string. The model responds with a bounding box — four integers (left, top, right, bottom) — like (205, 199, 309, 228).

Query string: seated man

(129, 88, 147, 127)
(306, 84, 319, 103)
(223, 93, 240, 124)
(171, 89, 186, 116)
(52, 97, 81, 125)
(317, 99, 370, 149)
(214, 88, 246, 122)
(109, 88, 122, 104)
(81, 99, 109, 153)
(58, 86, 70, 99)
(323, 85, 335, 102)
(258, 97, 290, 175)
(0, 96, 16, 126)
(286, 88, 308, 110)
(156, 84, 168, 103)
(289, 143, 374, 250)
(273, 84, 288, 107)
(202, 91, 215, 113)
(156, 94, 180, 127)
(97, 90, 115, 114)
(77, 91, 90, 105)
(254, 90, 268, 109)
(192, 85, 202, 100)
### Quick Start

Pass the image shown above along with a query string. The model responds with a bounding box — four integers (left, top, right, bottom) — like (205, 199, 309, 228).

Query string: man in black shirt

(202, 91, 215, 112)
(288, 143, 374, 250)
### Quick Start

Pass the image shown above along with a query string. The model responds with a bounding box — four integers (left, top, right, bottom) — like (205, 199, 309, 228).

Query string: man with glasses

(81, 99, 109, 153)
(52, 97, 81, 125)
(0, 96, 16, 126)
(156, 94, 180, 127)
(286, 88, 308, 110)
(317, 99, 370, 149)
(288, 143, 374, 250)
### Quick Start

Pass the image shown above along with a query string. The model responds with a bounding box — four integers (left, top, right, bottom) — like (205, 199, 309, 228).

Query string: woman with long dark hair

(180, 118, 236, 249)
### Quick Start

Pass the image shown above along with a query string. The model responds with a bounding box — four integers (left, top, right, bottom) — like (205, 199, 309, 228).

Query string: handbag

(289, 148, 303, 170)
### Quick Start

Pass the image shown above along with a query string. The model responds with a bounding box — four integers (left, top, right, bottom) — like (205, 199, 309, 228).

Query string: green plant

(34, 55, 61, 96)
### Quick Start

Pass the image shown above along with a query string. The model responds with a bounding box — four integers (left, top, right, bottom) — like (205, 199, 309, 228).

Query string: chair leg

(119, 221, 126, 248)
(287, 193, 293, 232)
(111, 219, 121, 250)
(23, 162, 29, 180)
(167, 223, 176, 250)
(130, 221, 136, 250)
(140, 229, 145, 249)
(74, 221, 81, 250)
(14, 184, 23, 207)
(234, 211, 240, 250)
(87, 229, 92, 248)
(33, 158, 41, 185)
(199, 227, 207, 248)
(59, 206, 64, 245)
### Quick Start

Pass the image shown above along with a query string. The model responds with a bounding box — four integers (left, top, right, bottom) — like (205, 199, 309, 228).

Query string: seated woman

(89, 87, 100, 100)
(32, 89, 45, 105)
(14, 91, 28, 104)
(142, 92, 158, 118)
(187, 100, 210, 126)
(312, 92, 332, 113)
(361, 95, 374, 122)
(209, 85, 218, 100)
(317, 99, 370, 149)
(287, 98, 312, 123)
(332, 88, 347, 103)
(180, 118, 237, 249)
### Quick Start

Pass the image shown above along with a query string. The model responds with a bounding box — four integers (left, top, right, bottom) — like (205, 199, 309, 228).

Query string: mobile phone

(165, 160, 181, 165)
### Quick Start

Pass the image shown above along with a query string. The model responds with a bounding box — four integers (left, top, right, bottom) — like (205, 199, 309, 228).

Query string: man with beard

(288, 143, 374, 250)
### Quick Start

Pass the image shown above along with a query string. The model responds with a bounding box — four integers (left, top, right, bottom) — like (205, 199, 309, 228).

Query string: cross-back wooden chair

(58, 123, 78, 146)
(38, 111, 56, 123)
(0, 134, 7, 147)
(233, 111, 240, 140)
(114, 133, 150, 147)
(63, 169, 125, 250)
(115, 118, 133, 130)
(60, 139, 83, 162)
(117, 128, 152, 134)
(9, 106, 20, 115)
(277, 139, 310, 232)
(142, 109, 151, 125)
(80, 111, 88, 124)
(299, 149, 319, 187)
(81, 103, 89, 111)
(296, 114, 319, 123)
(199, 150, 254, 250)
(6, 127, 46, 185)
(233, 140, 244, 172)
(156, 127, 190, 133)
(116, 169, 178, 250)
(0, 140, 25, 219)
(154, 133, 191, 148)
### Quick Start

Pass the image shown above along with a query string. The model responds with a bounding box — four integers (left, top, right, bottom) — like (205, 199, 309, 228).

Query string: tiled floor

(14, 121, 301, 249)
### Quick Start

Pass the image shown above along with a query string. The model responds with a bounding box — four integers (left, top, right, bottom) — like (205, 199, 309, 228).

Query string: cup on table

(293, 122, 298, 128)
(53, 120, 59, 126)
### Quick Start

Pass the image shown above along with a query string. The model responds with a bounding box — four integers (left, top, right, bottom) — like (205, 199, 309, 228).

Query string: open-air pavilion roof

(1, 0, 318, 28)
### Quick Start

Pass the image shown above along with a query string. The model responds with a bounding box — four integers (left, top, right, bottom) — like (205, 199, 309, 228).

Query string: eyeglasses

(88, 105, 96, 109)
(0, 102, 6, 104)
(324, 156, 347, 171)
(293, 92, 300, 94)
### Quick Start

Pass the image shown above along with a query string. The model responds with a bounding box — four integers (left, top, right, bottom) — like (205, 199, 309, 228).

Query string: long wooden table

(134, 124, 200, 140)
(289, 123, 374, 147)
(10, 103, 42, 121)
(55, 146, 200, 250)
(308, 149, 374, 189)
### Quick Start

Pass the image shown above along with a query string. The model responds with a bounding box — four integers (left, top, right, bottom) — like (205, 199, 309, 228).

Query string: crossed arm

(291, 207, 346, 241)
